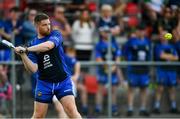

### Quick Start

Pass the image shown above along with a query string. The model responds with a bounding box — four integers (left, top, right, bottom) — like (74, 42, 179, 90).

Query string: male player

(124, 25, 151, 116)
(95, 29, 121, 116)
(153, 30, 179, 114)
(14, 13, 81, 118)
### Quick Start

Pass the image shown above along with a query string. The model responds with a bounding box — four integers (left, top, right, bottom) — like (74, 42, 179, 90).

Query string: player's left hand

(15, 46, 26, 54)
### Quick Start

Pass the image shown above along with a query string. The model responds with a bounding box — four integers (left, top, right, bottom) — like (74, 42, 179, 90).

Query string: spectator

(98, 4, 120, 43)
(95, 28, 122, 116)
(0, 10, 11, 61)
(4, 6, 23, 46)
(158, 6, 176, 33)
(22, 8, 37, 44)
(72, 9, 95, 61)
(51, 5, 71, 47)
(153, 30, 179, 114)
(4, 6, 25, 91)
(123, 25, 151, 117)
(0, 65, 12, 115)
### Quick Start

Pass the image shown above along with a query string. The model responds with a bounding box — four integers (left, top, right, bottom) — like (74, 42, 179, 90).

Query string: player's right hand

(15, 46, 26, 55)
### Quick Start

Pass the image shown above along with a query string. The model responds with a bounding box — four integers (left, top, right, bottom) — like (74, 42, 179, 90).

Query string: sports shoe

(169, 108, 180, 114)
(152, 108, 161, 114)
(139, 110, 150, 116)
(127, 110, 133, 117)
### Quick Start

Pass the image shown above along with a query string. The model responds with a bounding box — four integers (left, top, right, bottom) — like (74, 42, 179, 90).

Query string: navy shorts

(35, 77, 74, 103)
(128, 73, 149, 88)
(157, 69, 177, 86)
(97, 73, 119, 85)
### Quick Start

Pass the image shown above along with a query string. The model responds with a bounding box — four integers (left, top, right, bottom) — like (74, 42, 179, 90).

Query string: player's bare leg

(53, 96, 68, 118)
(112, 86, 117, 105)
(127, 86, 134, 116)
(112, 85, 118, 115)
(77, 83, 88, 113)
(139, 87, 150, 116)
(140, 88, 148, 110)
(60, 95, 81, 118)
(168, 87, 178, 112)
(153, 85, 164, 113)
(95, 84, 104, 113)
(32, 101, 48, 118)
(127, 87, 134, 110)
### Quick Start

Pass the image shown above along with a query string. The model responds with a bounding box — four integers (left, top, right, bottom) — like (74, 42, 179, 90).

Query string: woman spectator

(72, 9, 95, 61)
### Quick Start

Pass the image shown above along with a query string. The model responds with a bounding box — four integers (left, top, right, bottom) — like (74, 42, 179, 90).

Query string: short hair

(101, 4, 112, 11)
(34, 13, 49, 24)
(10, 6, 20, 12)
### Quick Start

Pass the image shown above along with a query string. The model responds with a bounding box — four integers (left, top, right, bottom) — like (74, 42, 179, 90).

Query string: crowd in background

(0, 0, 180, 117)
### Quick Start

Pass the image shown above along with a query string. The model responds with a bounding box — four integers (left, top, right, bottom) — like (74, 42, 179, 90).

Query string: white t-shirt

(72, 20, 95, 50)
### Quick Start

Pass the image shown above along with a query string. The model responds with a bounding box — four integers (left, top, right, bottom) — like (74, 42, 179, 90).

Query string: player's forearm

(0, 29, 11, 40)
(27, 41, 54, 53)
(72, 62, 80, 81)
(160, 53, 178, 61)
(20, 54, 38, 73)
(169, 55, 178, 61)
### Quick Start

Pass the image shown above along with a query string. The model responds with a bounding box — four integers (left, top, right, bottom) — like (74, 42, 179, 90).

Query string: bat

(0, 39, 24, 53)
(0, 39, 15, 49)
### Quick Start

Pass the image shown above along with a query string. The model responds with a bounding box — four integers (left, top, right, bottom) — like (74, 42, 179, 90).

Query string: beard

(40, 29, 51, 37)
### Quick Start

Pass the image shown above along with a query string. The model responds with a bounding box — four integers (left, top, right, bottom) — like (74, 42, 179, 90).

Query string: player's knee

(32, 111, 45, 118)
(64, 105, 79, 117)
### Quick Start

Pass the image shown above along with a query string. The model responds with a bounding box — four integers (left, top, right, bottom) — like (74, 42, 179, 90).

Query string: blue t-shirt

(28, 30, 70, 82)
(4, 19, 23, 46)
(64, 54, 77, 75)
(155, 42, 178, 70)
(175, 41, 180, 61)
(124, 37, 151, 73)
(95, 39, 121, 74)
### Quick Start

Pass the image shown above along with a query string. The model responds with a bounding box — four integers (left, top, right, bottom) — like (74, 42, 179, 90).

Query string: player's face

(102, 9, 112, 18)
(38, 19, 51, 36)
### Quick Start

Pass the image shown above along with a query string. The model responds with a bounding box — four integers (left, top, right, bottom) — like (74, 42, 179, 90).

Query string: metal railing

(0, 60, 180, 118)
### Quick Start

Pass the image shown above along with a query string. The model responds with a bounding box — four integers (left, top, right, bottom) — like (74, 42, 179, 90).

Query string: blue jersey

(155, 42, 178, 71)
(28, 30, 70, 83)
(124, 37, 151, 74)
(95, 39, 121, 74)
(64, 54, 77, 75)
(175, 41, 180, 61)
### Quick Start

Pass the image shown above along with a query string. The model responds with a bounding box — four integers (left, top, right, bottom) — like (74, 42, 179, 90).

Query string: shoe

(169, 108, 180, 114)
(152, 108, 161, 114)
(82, 106, 88, 115)
(127, 110, 133, 117)
(112, 105, 119, 116)
(139, 110, 150, 116)
(112, 111, 120, 116)
(95, 107, 102, 116)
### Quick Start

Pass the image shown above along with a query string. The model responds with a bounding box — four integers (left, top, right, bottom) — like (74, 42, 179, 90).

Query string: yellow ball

(164, 33, 172, 40)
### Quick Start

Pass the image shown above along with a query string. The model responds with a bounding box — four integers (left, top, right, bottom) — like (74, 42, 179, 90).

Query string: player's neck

(38, 33, 45, 39)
